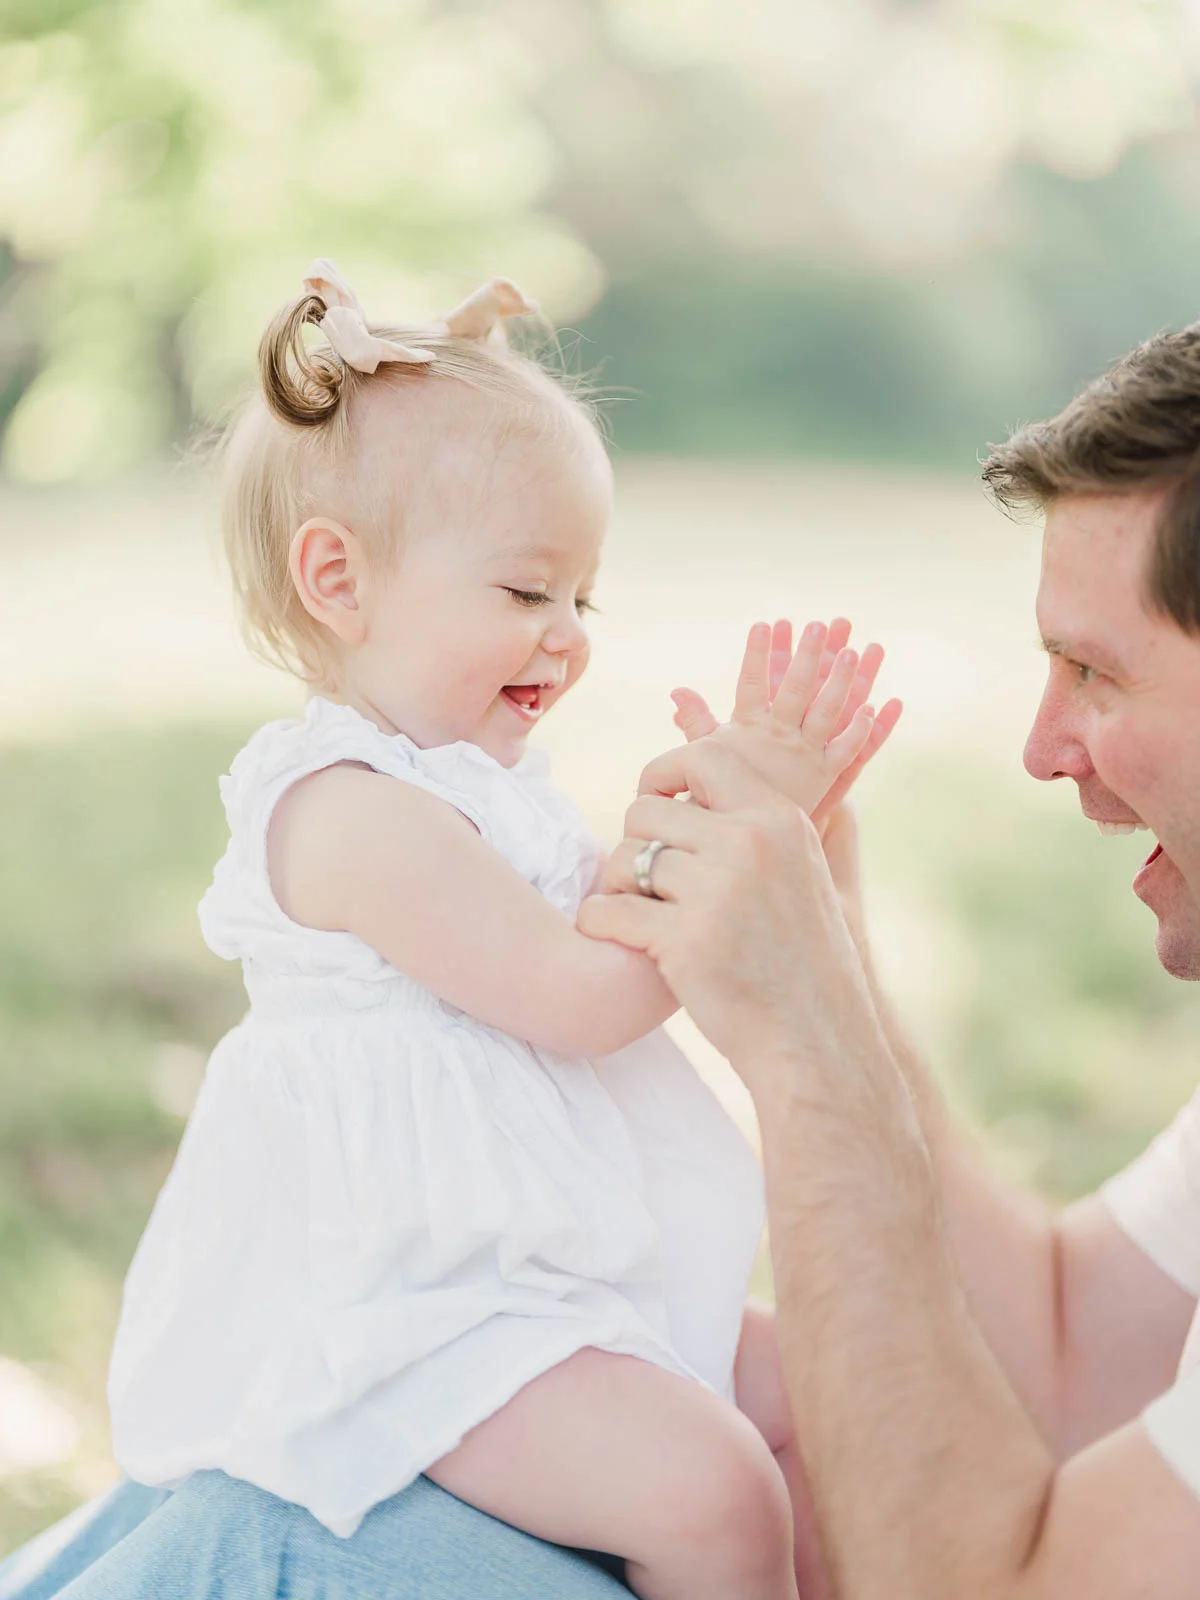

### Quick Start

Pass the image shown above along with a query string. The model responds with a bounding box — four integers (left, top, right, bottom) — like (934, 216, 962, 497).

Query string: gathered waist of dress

(241, 965, 447, 1022)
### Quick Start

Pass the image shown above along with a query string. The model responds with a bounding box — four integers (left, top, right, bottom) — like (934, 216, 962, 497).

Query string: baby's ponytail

(258, 294, 346, 429)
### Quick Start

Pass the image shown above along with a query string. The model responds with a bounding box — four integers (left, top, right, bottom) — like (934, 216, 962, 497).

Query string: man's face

(1024, 490, 1200, 977)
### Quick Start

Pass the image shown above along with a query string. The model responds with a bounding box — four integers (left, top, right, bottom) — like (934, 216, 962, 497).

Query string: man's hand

(580, 739, 885, 1085)
(669, 617, 903, 826)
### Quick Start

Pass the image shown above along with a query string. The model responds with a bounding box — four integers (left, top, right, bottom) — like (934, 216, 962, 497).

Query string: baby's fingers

(671, 687, 719, 742)
(771, 620, 828, 726)
(733, 622, 772, 719)
(815, 617, 854, 691)
(801, 647, 859, 744)
(823, 704, 876, 774)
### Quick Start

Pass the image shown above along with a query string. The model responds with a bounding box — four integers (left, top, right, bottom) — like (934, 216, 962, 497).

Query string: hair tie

(302, 258, 434, 373)
(441, 278, 539, 342)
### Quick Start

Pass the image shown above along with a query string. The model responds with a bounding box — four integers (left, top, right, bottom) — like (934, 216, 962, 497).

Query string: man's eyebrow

(1041, 636, 1127, 675)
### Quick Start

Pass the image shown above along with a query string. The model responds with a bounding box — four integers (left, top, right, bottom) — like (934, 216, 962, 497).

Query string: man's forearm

(756, 1036, 1057, 1600)
(853, 931, 1195, 1453)
(847, 924, 1069, 1447)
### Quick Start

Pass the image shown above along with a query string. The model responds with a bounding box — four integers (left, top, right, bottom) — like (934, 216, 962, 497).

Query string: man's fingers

(831, 642, 885, 737)
(622, 791, 717, 846)
(671, 687, 719, 741)
(873, 696, 904, 742)
(577, 889, 671, 953)
(825, 617, 852, 657)
(732, 621, 772, 719)
(811, 698, 903, 827)
(823, 704, 875, 772)
(769, 619, 793, 700)
(603, 836, 695, 901)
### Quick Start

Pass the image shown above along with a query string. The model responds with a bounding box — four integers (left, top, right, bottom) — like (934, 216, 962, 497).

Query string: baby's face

(353, 421, 611, 767)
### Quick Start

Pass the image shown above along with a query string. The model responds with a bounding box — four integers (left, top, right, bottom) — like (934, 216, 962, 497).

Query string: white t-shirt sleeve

(1103, 1086, 1200, 1498)
(1142, 1367, 1200, 1499)
(1103, 1086, 1200, 1298)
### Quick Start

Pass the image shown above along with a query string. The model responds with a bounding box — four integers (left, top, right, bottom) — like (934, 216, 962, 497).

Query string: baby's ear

(289, 518, 367, 645)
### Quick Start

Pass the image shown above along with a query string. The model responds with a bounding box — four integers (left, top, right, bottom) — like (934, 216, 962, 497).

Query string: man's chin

(1138, 848, 1200, 978)
(1154, 923, 1200, 980)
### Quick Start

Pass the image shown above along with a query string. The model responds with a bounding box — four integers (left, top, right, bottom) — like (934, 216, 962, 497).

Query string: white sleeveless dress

(108, 698, 766, 1538)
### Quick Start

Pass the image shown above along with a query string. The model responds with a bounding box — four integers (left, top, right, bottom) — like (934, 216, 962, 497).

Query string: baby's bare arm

(269, 764, 676, 1057)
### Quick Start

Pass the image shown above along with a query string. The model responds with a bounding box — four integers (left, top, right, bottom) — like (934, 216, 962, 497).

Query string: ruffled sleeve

(198, 699, 602, 980)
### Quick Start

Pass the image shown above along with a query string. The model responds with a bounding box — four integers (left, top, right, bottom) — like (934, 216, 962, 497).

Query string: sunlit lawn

(2, 461, 1198, 1552)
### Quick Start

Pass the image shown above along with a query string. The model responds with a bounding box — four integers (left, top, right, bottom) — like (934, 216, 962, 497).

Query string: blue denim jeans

(0, 1472, 628, 1599)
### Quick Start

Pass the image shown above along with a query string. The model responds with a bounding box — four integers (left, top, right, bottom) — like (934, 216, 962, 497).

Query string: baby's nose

(544, 606, 588, 654)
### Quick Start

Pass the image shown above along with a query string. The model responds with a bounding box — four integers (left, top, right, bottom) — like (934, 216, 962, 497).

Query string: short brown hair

(982, 326, 1200, 633)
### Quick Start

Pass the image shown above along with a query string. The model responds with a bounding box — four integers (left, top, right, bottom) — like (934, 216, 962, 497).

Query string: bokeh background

(5, 0, 1200, 1553)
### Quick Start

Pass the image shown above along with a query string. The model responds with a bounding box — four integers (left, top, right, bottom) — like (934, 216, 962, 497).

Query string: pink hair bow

(441, 277, 540, 341)
(301, 261, 540, 371)
(302, 258, 434, 373)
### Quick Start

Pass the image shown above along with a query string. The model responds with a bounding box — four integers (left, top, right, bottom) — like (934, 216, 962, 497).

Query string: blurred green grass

(0, 725, 248, 1550)
(1, 724, 1199, 1550)
(868, 755, 1200, 1198)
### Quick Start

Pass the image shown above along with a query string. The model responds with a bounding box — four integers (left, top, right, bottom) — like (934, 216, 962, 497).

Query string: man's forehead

(1041, 491, 1163, 569)
(1037, 493, 1164, 658)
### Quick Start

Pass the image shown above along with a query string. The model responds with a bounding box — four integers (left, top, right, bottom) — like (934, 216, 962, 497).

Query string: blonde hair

(220, 289, 602, 682)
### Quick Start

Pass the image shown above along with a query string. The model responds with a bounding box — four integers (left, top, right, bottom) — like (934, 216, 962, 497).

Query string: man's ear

(288, 518, 368, 646)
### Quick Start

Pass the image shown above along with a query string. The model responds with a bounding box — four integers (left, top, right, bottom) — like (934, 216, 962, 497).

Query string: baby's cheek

(566, 640, 591, 689)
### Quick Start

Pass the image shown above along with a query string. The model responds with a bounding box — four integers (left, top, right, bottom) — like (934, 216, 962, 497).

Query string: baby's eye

(505, 588, 550, 607)
(575, 596, 597, 616)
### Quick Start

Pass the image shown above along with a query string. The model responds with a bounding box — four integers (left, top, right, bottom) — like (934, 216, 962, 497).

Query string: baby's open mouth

(501, 684, 545, 721)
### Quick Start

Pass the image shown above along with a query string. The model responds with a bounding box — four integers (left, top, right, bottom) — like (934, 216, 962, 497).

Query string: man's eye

(506, 588, 549, 607)
(1074, 662, 1097, 685)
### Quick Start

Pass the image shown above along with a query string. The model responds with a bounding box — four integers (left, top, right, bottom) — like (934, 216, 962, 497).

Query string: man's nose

(1023, 680, 1095, 783)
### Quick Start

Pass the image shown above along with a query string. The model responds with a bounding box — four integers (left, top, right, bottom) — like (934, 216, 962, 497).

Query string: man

(5, 331, 1200, 1597)
(584, 326, 1200, 1593)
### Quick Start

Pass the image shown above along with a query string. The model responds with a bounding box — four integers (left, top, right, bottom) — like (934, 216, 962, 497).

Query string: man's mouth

(1087, 815, 1163, 876)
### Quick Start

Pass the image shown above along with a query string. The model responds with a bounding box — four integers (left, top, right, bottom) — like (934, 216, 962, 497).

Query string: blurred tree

(576, 152, 1200, 464)
(1, 0, 1199, 477)
(0, 0, 601, 479)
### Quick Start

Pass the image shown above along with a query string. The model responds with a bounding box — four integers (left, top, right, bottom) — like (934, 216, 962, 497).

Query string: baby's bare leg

(735, 1301, 832, 1600)
(426, 1347, 798, 1600)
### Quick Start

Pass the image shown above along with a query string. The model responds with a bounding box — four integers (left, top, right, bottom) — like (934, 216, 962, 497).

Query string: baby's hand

(670, 618, 903, 823)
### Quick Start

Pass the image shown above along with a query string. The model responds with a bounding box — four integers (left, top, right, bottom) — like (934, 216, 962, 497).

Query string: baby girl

(108, 261, 898, 1599)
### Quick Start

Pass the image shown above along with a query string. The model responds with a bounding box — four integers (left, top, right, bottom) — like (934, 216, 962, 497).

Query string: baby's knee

(660, 1412, 793, 1580)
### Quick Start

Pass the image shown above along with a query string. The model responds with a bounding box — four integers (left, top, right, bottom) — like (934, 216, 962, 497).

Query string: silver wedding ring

(632, 838, 668, 899)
